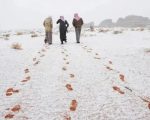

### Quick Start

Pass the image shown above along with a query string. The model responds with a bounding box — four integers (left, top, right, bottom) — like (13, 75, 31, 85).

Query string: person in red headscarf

(72, 13, 84, 43)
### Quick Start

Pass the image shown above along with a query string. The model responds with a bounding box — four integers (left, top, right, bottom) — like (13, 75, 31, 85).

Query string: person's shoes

(44, 39, 47, 44)
(77, 42, 80, 43)
(48, 43, 52, 45)
(63, 39, 67, 43)
(61, 42, 63, 44)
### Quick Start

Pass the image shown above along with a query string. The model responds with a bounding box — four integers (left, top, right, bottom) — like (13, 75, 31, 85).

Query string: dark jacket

(72, 18, 83, 28)
(57, 19, 69, 33)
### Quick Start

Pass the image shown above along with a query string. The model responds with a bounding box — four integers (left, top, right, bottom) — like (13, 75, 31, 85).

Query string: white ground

(0, 29, 150, 120)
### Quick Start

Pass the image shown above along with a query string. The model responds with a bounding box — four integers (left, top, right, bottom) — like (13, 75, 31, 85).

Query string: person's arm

(43, 21, 45, 26)
(81, 18, 84, 26)
(66, 21, 69, 28)
(51, 23, 53, 28)
(56, 19, 60, 24)
(72, 19, 75, 27)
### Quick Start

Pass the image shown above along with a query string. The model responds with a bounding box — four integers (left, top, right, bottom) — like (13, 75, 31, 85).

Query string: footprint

(109, 61, 112, 64)
(40, 54, 45, 57)
(70, 100, 78, 111)
(21, 80, 28, 83)
(6, 88, 13, 96)
(25, 76, 31, 80)
(63, 58, 67, 61)
(24, 69, 29, 73)
(113, 86, 125, 94)
(66, 84, 73, 91)
(95, 53, 99, 55)
(6, 88, 19, 96)
(41, 49, 46, 52)
(148, 103, 150, 109)
(33, 58, 36, 61)
(70, 74, 75, 78)
(5, 108, 10, 111)
(119, 74, 125, 81)
(94, 57, 101, 59)
(61, 52, 65, 54)
(106, 66, 113, 71)
(34, 61, 40, 66)
(5, 113, 15, 119)
(11, 105, 21, 112)
(62, 67, 67, 71)
(66, 62, 69, 65)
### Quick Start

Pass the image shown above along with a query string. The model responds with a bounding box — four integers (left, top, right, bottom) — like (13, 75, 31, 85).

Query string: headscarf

(74, 13, 81, 21)
(47, 16, 52, 22)
(60, 16, 65, 21)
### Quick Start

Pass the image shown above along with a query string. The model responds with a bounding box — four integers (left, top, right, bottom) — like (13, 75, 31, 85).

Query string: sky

(0, 0, 150, 30)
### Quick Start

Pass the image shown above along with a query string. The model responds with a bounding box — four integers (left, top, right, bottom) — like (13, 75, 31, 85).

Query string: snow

(0, 29, 150, 120)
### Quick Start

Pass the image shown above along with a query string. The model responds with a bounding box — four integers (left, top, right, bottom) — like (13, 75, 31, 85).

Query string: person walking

(57, 16, 69, 44)
(72, 13, 83, 43)
(43, 16, 53, 45)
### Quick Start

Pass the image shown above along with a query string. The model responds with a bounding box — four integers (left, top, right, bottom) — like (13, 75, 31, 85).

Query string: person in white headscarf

(72, 13, 84, 43)
(57, 16, 69, 44)
(43, 16, 53, 44)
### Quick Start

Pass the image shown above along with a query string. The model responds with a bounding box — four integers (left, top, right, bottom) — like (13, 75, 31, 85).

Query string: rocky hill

(99, 15, 150, 27)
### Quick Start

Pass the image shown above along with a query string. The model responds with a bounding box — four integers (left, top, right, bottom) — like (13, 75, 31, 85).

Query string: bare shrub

(99, 29, 109, 33)
(31, 34, 38, 37)
(16, 32, 23, 35)
(140, 28, 144, 31)
(113, 30, 123, 34)
(2, 34, 10, 40)
(131, 28, 135, 31)
(3, 34, 10, 37)
(11, 43, 22, 50)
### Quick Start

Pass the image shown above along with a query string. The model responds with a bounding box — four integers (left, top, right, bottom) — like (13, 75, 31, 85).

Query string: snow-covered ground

(0, 29, 150, 120)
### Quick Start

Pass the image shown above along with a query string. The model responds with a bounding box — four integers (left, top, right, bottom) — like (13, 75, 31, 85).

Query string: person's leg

(60, 32, 63, 44)
(49, 32, 52, 44)
(75, 28, 80, 43)
(75, 28, 78, 43)
(45, 32, 48, 44)
(64, 30, 67, 42)
(78, 28, 81, 43)
(47, 32, 51, 44)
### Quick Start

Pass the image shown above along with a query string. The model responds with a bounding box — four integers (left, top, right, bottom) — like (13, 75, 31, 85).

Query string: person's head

(60, 16, 64, 19)
(47, 16, 52, 20)
(74, 13, 78, 18)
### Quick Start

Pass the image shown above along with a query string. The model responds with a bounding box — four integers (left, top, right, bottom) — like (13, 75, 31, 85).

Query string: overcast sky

(0, 0, 150, 30)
